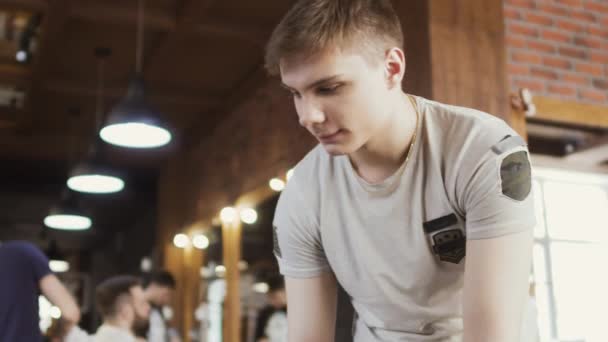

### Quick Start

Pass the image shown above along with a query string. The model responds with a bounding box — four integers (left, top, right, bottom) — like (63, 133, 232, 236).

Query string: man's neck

(349, 92, 417, 184)
(104, 317, 134, 334)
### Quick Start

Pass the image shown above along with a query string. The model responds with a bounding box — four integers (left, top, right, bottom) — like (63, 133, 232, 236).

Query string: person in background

(65, 275, 150, 342)
(254, 275, 287, 342)
(143, 270, 181, 342)
(0, 240, 80, 342)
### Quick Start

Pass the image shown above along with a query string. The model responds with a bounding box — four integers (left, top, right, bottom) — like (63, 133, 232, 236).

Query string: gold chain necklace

(403, 94, 419, 168)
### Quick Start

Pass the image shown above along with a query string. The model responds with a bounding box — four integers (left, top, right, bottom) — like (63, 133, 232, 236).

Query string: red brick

(508, 63, 529, 76)
(592, 79, 608, 90)
(557, 0, 582, 6)
(507, 35, 527, 48)
(542, 29, 571, 43)
(556, 20, 585, 33)
(579, 89, 607, 102)
(574, 36, 603, 49)
(562, 73, 588, 85)
(504, 7, 522, 20)
(559, 46, 588, 59)
(590, 52, 608, 64)
(537, 4, 569, 16)
(528, 40, 556, 53)
(571, 10, 597, 23)
(587, 26, 608, 40)
(584, 1, 608, 14)
(509, 23, 539, 37)
(547, 83, 577, 96)
(506, 0, 536, 9)
(576, 62, 604, 76)
(531, 67, 559, 80)
(512, 51, 542, 64)
(526, 13, 554, 26)
(543, 56, 572, 70)
(514, 79, 545, 92)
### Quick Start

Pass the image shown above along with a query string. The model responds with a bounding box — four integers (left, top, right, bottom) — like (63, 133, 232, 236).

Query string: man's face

(130, 285, 151, 325)
(153, 286, 173, 307)
(280, 46, 393, 156)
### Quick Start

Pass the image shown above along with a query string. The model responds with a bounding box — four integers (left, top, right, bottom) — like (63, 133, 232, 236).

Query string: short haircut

(144, 270, 176, 289)
(95, 275, 141, 319)
(264, 0, 403, 75)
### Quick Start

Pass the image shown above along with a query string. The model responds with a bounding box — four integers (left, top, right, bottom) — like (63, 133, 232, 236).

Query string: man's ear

(384, 47, 406, 89)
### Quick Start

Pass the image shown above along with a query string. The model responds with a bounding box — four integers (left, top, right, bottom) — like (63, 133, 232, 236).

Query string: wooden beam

(0, 0, 47, 11)
(142, 0, 216, 72)
(0, 63, 31, 87)
(532, 96, 608, 129)
(429, 0, 509, 119)
(41, 79, 222, 107)
(70, 2, 265, 44)
(70, 3, 176, 31)
(222, 218, 242, 342)
(20, 0, 70, 129)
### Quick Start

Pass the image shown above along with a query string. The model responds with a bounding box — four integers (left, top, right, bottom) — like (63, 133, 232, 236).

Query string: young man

(254, 275, 288, 342)
(0, 240, 81, 341)
(267, 1, 535, 341)
(66, 275, 150, 342)
(143, 270, 180, 342)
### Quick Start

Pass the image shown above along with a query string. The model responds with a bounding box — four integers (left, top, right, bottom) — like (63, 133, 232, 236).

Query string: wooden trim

(533, 96, 608, 129)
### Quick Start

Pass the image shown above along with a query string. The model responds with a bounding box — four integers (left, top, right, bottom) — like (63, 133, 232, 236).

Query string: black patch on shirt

(432, 229, 466, 264)
(500, 151, 532, 201)
(423, 213, 458, 233)
(273, 225, 282, 258)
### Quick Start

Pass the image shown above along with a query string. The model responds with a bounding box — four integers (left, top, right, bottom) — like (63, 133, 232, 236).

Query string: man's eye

(317, 84, 341, 95)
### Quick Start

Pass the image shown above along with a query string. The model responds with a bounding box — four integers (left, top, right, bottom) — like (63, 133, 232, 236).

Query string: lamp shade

(44, 193, 92, 231)
(67, 148, 124, 194)
(100, 75, 172, 148)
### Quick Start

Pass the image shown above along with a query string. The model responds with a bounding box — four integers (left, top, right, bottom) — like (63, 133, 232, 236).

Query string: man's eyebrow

(281, 75, 343, 92)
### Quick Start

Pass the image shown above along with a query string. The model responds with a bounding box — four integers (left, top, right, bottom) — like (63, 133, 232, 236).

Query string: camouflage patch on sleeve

(500, 151, 532, 201)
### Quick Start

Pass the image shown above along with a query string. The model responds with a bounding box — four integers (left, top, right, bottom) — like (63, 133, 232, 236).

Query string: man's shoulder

(423, 97, 508, 132)
(0, 240, 49, 264)
(421, 97, 516, 152)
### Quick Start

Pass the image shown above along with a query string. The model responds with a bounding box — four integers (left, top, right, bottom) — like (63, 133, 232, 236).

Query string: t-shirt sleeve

(461, 135, 537, 240)
(20, 241, 52, 281)
(272, 173, 330, 278)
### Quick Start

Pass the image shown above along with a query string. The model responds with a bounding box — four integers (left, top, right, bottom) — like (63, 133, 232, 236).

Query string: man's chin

(321, 144, 349, 156)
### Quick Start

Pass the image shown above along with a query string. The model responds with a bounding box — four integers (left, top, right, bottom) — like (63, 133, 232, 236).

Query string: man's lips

(317, 129, 343, 142)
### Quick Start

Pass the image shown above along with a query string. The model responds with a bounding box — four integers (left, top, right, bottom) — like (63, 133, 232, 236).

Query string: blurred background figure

(254, 275, 287, 342)
(66, 275, 150, 342)
(143, 270, 181, 342)
(0, 240, 80, 342)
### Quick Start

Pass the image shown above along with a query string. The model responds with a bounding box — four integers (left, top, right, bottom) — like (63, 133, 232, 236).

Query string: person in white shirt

(143, 270, 180, 342)
(66, 275, 150, 342)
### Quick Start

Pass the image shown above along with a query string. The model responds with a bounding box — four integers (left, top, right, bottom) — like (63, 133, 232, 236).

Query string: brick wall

(504, 0, 608, 103)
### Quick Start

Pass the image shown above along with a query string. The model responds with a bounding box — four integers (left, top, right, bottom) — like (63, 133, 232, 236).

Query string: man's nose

(297, 98, 326, 128)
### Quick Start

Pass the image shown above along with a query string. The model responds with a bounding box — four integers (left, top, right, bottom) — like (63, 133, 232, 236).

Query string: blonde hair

(264, 0, 403, 76)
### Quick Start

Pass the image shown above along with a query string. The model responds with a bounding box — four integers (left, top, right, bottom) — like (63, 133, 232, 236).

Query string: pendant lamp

(99, 0, 171, 148)
(44, 190, 92, 231)
(67, 47, 125, 194)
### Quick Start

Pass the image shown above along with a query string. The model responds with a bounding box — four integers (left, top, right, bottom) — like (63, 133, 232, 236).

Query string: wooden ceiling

(0, 0, 291, 162)
(0, 0, 291, 251)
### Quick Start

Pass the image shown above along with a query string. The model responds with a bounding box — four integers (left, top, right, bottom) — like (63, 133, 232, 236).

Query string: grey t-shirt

(273, 95, 536, 341)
